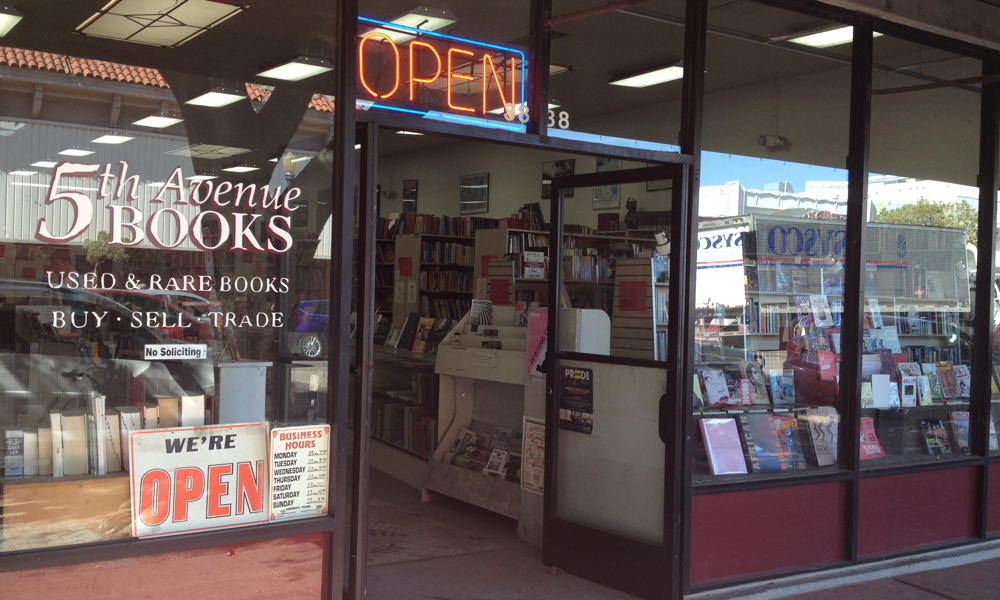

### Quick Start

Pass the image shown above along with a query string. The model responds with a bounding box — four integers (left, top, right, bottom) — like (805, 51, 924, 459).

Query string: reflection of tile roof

(0, 46, 333, 113)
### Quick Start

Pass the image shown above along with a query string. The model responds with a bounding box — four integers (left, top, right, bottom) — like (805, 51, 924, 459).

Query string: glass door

(543, 163, 688, 599)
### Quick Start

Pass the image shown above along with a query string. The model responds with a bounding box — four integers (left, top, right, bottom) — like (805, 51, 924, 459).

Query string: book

(809, 294, 834, 327)
(936, 362, 959, 398)
(871, 374, 893, 408)
(817, 351, 837, 382)
(37, 425, 53, 476)
(692, 373, 705, 408)
(953, 365, 971, 399)
(157, 396, 180, 428)
(916, 376, 933, 406)
(469, 299, 493, 327)
(739, 414, 807, 473)
(921, 363, 943, 399)
(180, 395, 205, 427)
(384, 326, 401, 348)
(739, 360, 769, 404)
(117, 406, 142, 471)
(4, 429, 24, 476)
(699, 368, 731, 406)
(768, 368, 795, 406)
(522, 251, 545, 279)
(899, 376, 918, 407)
(859, 417, 886, 460)
(483, 448, 509, 478)
(396, 312, 422, 351)
(919, 418, 953, 456)
(881, 325, 902, 354)
(950, 411, 970, 451)
(411, 317, 436, 354)
(736, 379, 753, 406)
(61, 410, 89, 476)
(143, 403, 160, 429)
(22, 429, 38, 476)
(50, 412, 64, 477)
(699, 418, 748, 475)
(897, 362, 922, 378)
(800, 407, 839, 466)
(104, 412, 122, 473)
(87, 393, 107, 475)
(868, 298, 883, 328)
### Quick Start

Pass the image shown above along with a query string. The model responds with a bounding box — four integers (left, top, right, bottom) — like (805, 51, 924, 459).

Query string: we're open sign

(129, 423, 269, 538)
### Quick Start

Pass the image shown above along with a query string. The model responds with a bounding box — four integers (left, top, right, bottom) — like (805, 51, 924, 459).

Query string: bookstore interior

(0, 0, 999, 599)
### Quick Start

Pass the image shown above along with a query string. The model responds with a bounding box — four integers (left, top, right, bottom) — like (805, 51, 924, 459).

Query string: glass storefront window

(692, 2, 852, 485)
(0, 2, 338, 552)
(860, 37, 981, 468)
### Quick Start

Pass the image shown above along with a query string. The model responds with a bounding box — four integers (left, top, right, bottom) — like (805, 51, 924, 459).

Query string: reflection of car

(0, 280, 215, 423)
(294, 300, 328, 359)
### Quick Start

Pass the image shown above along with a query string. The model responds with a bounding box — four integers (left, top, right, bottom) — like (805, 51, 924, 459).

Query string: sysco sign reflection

(765, 225, 848, 258)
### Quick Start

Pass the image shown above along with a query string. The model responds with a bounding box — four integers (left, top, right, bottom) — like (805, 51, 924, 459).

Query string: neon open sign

(357, 16, 528, 132)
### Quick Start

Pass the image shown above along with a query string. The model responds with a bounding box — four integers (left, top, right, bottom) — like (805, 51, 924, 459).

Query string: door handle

(658, 393, 669, 444)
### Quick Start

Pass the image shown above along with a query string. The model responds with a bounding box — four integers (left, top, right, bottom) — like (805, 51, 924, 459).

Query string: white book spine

(49, 413, 64, 477)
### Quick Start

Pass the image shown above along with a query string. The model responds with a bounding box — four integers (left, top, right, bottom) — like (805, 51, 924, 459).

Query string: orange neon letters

(482, 55, 517, 117)
(409, 41, 442, 101)
(358, 31, 401, 99)
(447, 48, 476, 113)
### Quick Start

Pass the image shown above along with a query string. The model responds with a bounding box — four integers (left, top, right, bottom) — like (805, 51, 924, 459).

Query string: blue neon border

(358, 16, 528, 133)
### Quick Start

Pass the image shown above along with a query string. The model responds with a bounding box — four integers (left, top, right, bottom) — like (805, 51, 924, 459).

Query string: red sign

(398, 256, 413, 277)
(357, 17, 527, 130)
(489, 278, 511, 305)
(617, 281, 648, 312)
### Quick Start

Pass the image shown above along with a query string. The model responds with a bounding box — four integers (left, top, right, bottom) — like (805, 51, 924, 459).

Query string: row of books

(2, 394, 204, 477)
(694, 364, 795, 407)
(395, 213, 499, 237)
(375, 241, 396, 263)
(420, 241, 474, 265)
(504, 202, 546, 231)
(419, 270, 473, 293)
(861, 361, 970, 408)
(384, 312, 456, 354)
(373, 370, 439, 458)
(419, 297, 471, 320)
(655, 287, 668, 325)
(508, 232, 550, 254)
(562, 255, 612, 282)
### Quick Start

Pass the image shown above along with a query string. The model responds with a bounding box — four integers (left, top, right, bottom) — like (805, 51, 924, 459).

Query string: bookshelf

(392, 233, 476, 326)
(610, 256, 668, 360)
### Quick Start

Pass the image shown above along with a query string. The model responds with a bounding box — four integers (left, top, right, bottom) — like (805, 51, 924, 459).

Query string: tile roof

(0, 46, 333, 113)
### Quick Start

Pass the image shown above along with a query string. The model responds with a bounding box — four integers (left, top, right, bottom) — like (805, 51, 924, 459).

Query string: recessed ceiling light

(354, 143, 362, 150)
(92, 134, 135, 144)
(9, 170, 36, 176)
(257, 56, 333, 81)
(188, 175, 217, 182)
(787, 25, 881, 48)
(168, 144, 250, 159)
(186, 88, 245, 108)
(290, 155, 312, 163)
(221, 165, 259, 173)
(75, 0, 244, 48)
(369, 5, 457, 43)
(550, 64, 571, 76)
(132, 114, 183, 128)
(0, 5, 24, 37)
(31, 161, 57, 168)
(395, 130, 424, 135)
(268, 157, 279, 163)
(58, 148, 95, 156)
(609, 65, 684, 88)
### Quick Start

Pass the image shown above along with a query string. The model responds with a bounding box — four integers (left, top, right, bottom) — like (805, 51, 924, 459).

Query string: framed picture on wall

(402, 179, 418, 213)
(542, 159, 575, 200)
(593, 157, 621, 210)
(459, 173, 490, 214)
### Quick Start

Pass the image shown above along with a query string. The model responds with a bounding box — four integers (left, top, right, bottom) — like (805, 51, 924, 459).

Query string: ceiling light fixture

(186, 88, 245, 108)
(289, 155, 312, 163)
(8, 170, 36, 176)
(550, 64, 571, 76)
(786, 25, 881, 48)
(370, 5, 457, 43)
(92, 134, 135, 144)
(31, 160, 57, 168)
(609, 64, 684, 88)
(58, 148, 95, 156)
(222, 165, 259, 173)
(75, 0, 245, 47)
(395, 130, 424, 135)
(0, 5, 24, 37)
(257, 56, 333, 81)
(188, 175, 217, 182)
(132, 114, 183, 128)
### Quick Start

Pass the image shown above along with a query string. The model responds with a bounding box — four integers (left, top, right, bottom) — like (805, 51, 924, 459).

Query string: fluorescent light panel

(289, 155, 312, 163)
(8, 170, 36, 176)
(58, 148, 95, 156)
(186, 89, 245, 108)
(609, 65, 684, 88)
(222, 166, 259, 173)
(75, 0, 244, 48)
(132, 114, 183, 128)
(395, 130, 424, 135)
(787, 25, 882, 48)
(257, 56, 333, 81)
(92, 134, 134, 144)
(0, 6, 23, 37)
(31, 161, 57, 168)
(188, 175, 217, 182)
(372, 5, 456, 43)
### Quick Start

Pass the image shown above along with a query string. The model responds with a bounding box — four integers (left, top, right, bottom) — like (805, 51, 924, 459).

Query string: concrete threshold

(686, 539, 1000, 600)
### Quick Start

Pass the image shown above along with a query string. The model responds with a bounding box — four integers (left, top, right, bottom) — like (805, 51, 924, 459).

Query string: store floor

(366, 467, 636, 599)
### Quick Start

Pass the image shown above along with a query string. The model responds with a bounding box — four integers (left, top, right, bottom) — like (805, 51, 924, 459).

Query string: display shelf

(423, 459, 520, 520)
(610, 256, 668, 360)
